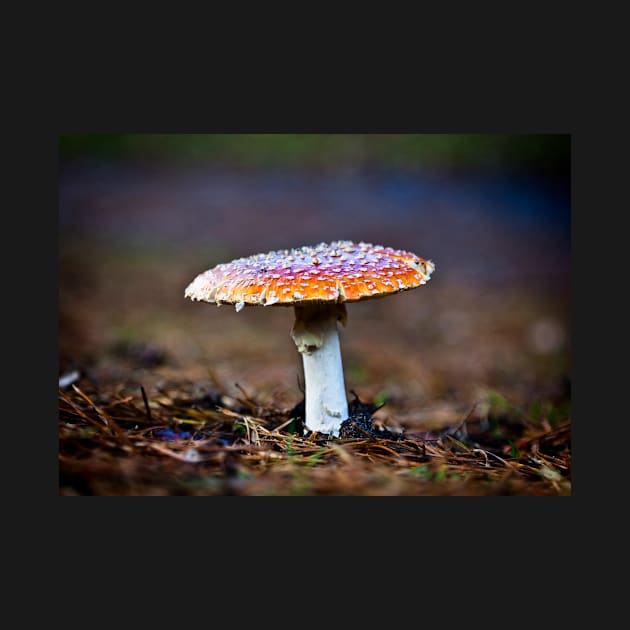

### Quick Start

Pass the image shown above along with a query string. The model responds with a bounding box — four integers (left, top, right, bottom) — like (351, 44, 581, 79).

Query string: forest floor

(59, 163, 570, 496)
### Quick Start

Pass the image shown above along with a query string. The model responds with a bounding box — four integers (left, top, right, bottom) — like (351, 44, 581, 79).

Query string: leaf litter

(59, 377, 571, 496)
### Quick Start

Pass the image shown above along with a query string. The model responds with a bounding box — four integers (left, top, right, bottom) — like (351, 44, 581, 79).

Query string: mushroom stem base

(291, 304, 349, 437)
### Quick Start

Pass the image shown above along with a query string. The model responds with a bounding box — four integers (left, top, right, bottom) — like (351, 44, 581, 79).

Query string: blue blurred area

(59, 154, 570, 286)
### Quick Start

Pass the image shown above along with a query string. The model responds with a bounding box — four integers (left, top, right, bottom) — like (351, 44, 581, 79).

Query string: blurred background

(59, 134, 570, 431)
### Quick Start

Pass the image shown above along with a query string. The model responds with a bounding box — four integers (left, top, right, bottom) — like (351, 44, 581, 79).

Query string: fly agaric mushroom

(185, 241, 435, 437)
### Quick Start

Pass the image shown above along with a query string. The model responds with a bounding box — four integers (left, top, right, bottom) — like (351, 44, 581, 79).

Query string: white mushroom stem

(291, 303, 349, 436)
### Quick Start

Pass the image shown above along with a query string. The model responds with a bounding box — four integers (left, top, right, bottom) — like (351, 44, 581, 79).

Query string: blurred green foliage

(59, 133, 569, 175)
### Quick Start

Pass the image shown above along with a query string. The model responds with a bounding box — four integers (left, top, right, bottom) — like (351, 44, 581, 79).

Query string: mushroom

(185, 240, 435, 437)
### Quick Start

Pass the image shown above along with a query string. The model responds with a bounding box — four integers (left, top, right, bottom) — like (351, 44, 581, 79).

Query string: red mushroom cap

(185, 240, 435, 311)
